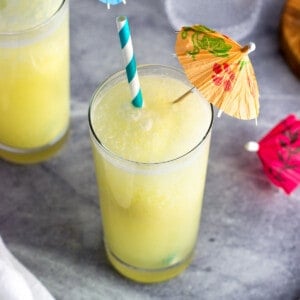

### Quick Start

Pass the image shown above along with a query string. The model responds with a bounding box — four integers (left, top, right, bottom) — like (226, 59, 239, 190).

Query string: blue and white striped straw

(116, 16, 143, 108)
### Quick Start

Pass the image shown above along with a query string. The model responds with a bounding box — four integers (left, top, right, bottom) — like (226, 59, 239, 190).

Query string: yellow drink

(89, 65, 213, 282)
(0, 0, 69, 164)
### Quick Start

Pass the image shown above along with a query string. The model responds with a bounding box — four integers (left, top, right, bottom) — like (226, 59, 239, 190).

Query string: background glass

(165, 0, 263, 41)
(0, 0, 70, 164)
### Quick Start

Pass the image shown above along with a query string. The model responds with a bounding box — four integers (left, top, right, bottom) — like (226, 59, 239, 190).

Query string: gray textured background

(1, 0, 300, 299)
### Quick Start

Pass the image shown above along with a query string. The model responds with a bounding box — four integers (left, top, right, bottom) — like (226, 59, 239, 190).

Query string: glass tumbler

(89, 65, 213, 283)
(0, 0, 70, 164)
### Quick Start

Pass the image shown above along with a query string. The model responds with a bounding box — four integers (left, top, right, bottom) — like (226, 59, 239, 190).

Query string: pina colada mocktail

(89, 65, 213, 283)
(0, 0, 69, 163)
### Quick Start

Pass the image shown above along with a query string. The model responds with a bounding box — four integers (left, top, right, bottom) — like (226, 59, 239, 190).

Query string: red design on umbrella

(245, 114, 300, 194)
(212, 63, 235, 91)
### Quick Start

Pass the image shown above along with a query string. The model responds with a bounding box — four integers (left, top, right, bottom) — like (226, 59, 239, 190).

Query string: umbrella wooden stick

(172, 87, 195, 103)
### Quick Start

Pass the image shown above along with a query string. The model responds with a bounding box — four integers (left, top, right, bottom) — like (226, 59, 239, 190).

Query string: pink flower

(212, 63, 235, 91)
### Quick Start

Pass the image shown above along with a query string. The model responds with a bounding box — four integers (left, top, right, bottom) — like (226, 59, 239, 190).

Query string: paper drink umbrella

(245, 114, 300, 194)
(98, 0, 126, 9)
(175, 25, 259, 120)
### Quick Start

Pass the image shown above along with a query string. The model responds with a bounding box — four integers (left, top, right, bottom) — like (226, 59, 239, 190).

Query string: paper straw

(116, 16, 143, 108)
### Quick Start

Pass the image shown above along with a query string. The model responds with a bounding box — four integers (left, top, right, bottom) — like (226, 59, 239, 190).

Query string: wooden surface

(280, 0, 300, 78)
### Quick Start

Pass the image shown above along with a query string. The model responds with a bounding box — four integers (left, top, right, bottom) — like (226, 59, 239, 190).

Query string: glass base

(106, 247, 194, 283)
(0, 129, 69, 164)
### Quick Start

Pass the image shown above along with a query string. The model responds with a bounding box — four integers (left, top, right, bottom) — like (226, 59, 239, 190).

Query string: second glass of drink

(0, 0, 70, 163)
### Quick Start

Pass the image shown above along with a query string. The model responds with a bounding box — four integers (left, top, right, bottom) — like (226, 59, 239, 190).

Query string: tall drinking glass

(89, 65, 213, 283)
(165, 0, 263, 41)
(0, 0, 70, 164)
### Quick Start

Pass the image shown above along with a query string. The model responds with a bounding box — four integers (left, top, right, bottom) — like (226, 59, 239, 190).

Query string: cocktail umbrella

(98, 0, 126, 9)
(245, 114, 300, 194)
(175, 25, 259, 120)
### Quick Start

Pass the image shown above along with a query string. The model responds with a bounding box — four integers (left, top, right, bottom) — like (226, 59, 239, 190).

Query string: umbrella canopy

(245, 114, 300, 194)
(175, 25, 259, 120)
(98, 0, 126, 9)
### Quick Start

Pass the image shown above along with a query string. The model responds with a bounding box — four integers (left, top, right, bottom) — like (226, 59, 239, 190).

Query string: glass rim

(88, 64, 214, 167)
(0, 0, 67, 36)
